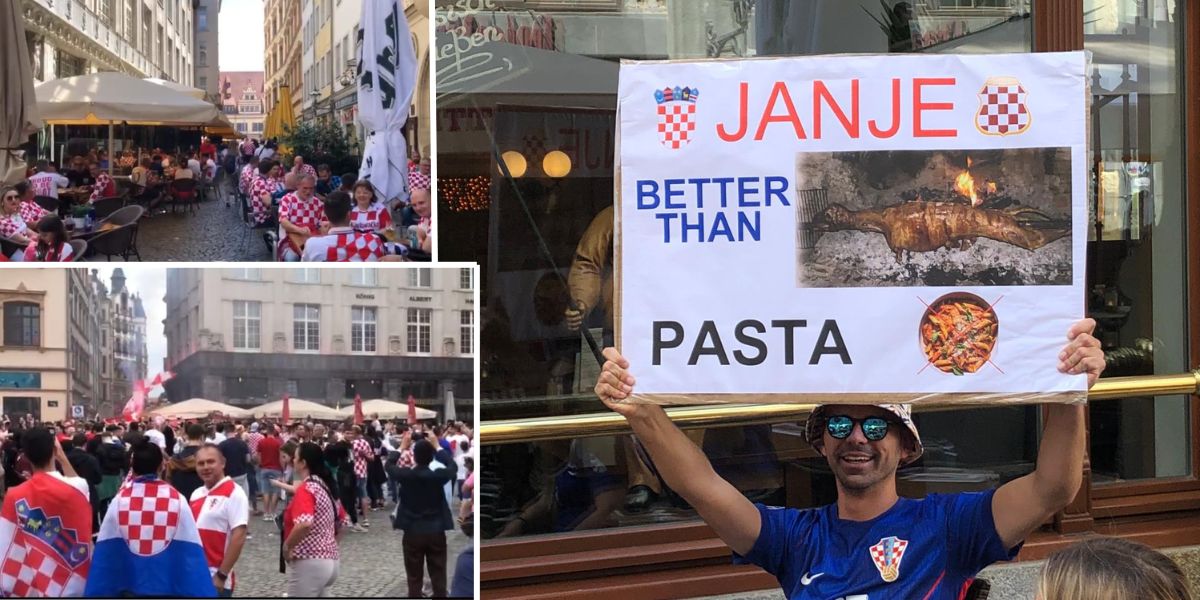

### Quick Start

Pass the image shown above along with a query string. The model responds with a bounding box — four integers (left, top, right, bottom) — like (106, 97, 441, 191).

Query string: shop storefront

(438, 0, 1199, 597)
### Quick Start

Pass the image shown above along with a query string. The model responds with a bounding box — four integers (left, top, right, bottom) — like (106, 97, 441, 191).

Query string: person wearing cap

(593, 319, 1106, 599)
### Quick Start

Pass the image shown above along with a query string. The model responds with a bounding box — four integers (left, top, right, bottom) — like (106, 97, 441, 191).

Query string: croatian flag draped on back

(84, 477, 215, 597)
(0, 474, 91, 596)
(356, 0, 418, 206)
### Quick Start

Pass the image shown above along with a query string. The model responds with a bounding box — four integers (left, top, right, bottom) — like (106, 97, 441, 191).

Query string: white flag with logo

(356, 0, 418, 206)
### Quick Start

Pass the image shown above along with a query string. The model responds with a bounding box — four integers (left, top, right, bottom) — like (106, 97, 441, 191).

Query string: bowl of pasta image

(919, 292, 999, 375)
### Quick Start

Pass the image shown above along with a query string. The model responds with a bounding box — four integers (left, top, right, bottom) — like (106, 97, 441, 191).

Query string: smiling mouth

(839, 454, 874, 465)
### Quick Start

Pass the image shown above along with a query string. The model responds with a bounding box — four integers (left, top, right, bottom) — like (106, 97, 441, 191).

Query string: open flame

(952, 157, 995, 207)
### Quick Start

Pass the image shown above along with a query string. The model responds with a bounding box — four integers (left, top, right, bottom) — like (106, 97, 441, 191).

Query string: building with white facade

(20, 0, 196, 86)
(221, 71, 266, 139)
(163, 268, 476, 417)
(193, 0, 221, 99)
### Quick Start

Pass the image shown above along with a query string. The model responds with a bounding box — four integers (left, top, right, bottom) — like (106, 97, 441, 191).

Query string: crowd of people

(234, 140, 433, 262)
(0, 413, 474, 597)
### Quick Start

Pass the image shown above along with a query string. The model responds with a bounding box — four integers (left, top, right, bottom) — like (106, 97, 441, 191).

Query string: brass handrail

(481, 370, 1200, 445)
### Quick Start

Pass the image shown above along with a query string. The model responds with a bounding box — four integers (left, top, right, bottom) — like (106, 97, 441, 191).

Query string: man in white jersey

(190, 444, 249, 598)
(28, 161, 70, 200)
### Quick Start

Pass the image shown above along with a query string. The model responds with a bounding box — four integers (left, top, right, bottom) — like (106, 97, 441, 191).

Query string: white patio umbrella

(337, 399, 437, 421)
(248, 398, 343, 421)
(35, 72, 221, 174)
(356, 0, 418, 206)
(144, 77, 208, 100)
(149, 398, 251, 419)
(1, 0, 41, 185)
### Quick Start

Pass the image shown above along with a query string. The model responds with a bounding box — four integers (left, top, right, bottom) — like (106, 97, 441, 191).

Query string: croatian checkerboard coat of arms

(976, 76, 1030, 136)
(655, 86, 699, 149)
(869, 536, 909, 583)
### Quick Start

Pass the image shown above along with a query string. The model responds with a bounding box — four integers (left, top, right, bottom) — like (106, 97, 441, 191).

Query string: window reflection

(1084, 0, 1188, 483)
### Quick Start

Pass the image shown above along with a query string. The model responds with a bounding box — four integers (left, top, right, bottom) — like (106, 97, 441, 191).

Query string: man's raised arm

(596, 348, 762, 555)
(992, 318, 1105, 550)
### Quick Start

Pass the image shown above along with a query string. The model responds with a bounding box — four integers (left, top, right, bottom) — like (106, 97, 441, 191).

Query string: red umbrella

(407, 394, 417, 425)
(353, 394, 364, 426)
(281, 394, 291, 424)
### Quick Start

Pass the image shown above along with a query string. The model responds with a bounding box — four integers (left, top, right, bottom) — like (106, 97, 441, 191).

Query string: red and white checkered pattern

(0, 214, 28, 240)
(248, 176, 275, 225)
(976, 82, 1030, 136)
(869, 536, 908, 582)
(351, 438, 372, 479)
(349, 203, 393, 234)
(0, 541, 76, 597)
(290, 478, 348, 560)
(278, 193, 324, 232)
(293, 163, 317, 181)
(657, 103, 697, 149)
(116, 481, 183, 556)
(409, 170, 431, 191)
(240, 165, 257, 195)
(90, 172, 115, 203)
(326, 231, 386, 262)
(19, 201, 48, 226)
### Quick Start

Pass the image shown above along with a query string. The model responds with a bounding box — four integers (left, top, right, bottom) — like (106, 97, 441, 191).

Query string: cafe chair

(68, 240, 87, 262)
(239, 192, 277, 259)
(87, 223, 139, 262)
(34, 196, 59, 213)
(100, 205, 145, 261)
(91, 196, 126, 220)
(168, 179, 199, 216)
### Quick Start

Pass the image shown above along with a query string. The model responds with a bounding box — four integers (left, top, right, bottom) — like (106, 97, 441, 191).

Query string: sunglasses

(824, 415, 900, 442)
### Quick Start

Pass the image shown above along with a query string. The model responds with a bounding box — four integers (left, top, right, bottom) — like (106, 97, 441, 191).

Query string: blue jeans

(259, 468, 283, 497)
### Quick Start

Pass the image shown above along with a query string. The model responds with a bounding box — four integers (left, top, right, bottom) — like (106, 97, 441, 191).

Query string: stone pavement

(84, 174, 273, 262)
(233, 500, 473, 598)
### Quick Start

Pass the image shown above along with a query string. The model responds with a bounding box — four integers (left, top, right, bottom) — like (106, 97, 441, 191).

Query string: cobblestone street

(234, 499, 472, 598)
(83, 175, 273, 262)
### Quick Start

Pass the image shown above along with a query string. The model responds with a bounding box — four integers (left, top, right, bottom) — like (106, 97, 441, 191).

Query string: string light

(439, 176, 491, 212)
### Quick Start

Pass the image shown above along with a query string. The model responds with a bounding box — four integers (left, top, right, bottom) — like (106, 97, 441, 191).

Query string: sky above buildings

(219, 0, 266, 72)
(95, 267, 168, 395)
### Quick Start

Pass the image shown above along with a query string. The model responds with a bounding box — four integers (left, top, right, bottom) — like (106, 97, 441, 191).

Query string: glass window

(1084, 0, 1189, 483)
(460, 310, 474, 355)
(348, 269, 377, 286)
(3, 303, 40, 347)
(293, 269, 321, 284)
(351, 306, 377, 353)
(408, 268, 432, 288)
(232, 301, 261, 350)
(407, 308, 431, 354)
(293, 304, 320, 352)
(228, 268, 260, 280)
(459, 268, 473, 290)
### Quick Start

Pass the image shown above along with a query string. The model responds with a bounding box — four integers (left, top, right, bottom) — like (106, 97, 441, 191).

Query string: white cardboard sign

(616, 52, 1089, 404)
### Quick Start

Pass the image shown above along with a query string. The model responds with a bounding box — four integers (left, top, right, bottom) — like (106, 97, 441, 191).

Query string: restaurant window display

(440, 0, 1193, 544)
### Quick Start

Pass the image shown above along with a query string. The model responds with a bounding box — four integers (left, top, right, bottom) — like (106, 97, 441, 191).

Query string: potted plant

(71, 205, 89, 230)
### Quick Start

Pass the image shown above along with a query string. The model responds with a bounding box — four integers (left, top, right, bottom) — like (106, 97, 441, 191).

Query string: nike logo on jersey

(801, 572, 824, 585)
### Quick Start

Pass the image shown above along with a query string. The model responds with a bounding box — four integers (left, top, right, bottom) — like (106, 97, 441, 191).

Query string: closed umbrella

(356, 0, 418, 206)
(1, 0, 40, 185)
(274, 85, 296, 156)
(353, 394, 364, 426)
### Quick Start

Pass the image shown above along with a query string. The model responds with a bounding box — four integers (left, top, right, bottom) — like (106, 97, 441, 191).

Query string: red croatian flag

(407, 394, 417, 425)
(0, 472, 93, 596)
(353, 394, 364, 426)
(281, 395, 291, 424)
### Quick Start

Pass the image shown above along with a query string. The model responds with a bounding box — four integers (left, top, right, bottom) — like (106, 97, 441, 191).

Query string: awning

(36, 72, 221, 126)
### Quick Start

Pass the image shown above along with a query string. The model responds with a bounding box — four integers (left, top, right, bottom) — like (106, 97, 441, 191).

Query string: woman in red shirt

(282, 442, 348, 597)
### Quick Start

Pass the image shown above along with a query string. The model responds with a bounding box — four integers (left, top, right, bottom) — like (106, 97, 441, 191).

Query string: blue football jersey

(734, 490, 1019, 599)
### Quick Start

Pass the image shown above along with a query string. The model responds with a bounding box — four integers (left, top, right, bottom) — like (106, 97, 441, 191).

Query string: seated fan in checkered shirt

(302, 191, 404, 263)
(85, 436, 215, 597)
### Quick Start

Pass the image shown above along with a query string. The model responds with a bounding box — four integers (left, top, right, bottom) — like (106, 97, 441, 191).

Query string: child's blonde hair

(1038, 537, 1191, 600)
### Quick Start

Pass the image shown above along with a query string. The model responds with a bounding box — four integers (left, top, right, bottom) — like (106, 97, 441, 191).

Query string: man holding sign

(595, 319, 1103, 599)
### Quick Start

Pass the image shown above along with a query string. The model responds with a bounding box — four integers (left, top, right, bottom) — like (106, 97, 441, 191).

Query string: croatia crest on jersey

(869, 536, 909, 583)
(976, 76, 1030, 136)
(654, 86, 699, 150)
